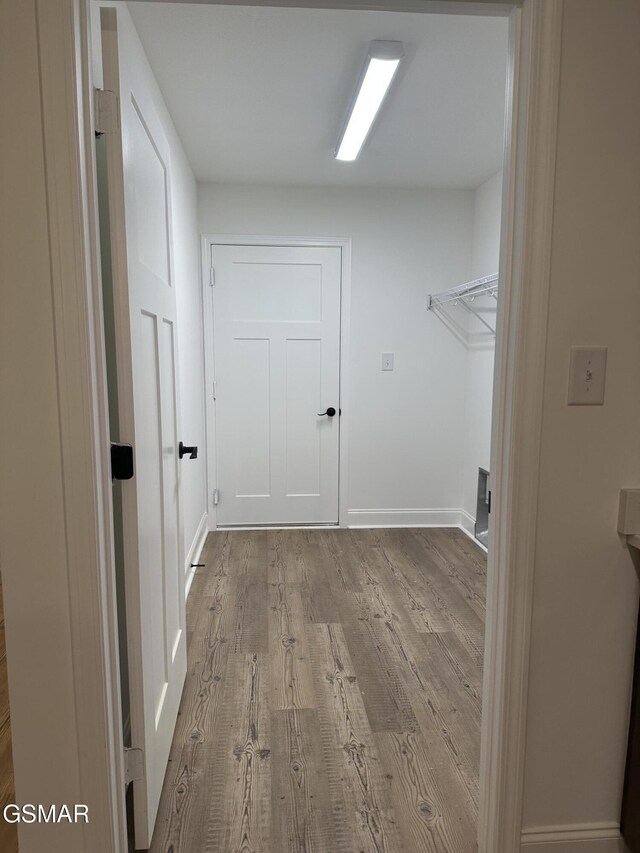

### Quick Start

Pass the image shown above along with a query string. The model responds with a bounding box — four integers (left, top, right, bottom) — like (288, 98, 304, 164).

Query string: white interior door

(100, 9, 186, 849)
(212, 243, 342, 526)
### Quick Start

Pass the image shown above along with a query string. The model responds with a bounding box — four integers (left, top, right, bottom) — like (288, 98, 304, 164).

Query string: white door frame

(479, 3, 562, 848)
(3, 1, 562, 851)
(202, 234, 352, 530)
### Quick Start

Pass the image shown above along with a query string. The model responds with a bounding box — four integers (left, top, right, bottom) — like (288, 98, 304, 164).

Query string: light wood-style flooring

(0, 578, 18, 853)
(150, 527, 485, 853)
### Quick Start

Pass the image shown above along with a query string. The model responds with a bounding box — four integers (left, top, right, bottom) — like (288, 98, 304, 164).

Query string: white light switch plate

(568, 346, 607, 405)
(381, 352, 394, 371)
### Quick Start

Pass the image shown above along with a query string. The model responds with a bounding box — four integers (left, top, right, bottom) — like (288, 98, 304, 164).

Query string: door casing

(202, 234, 353, 530)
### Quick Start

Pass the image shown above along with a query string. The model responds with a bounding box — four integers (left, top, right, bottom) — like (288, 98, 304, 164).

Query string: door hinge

(213, 489, 220, 506)
(213, 380, 217, 400)
(110, 442, 134, 481)
(94, 88, 119, 136)
(210, 265, 216, 287)
(487, 490, 492, 514)
(123, 747, 144, 785)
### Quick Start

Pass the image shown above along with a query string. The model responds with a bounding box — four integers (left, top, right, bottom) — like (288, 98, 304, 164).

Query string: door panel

(100, 8, 186, 848)
(233, 337, 271, 496)
(213, 244, 341, 526)
(160, 319, 182, 663)
(129, 99, 171, 284)
(231, 261, 322, 322)
(286, 339, 322, 496)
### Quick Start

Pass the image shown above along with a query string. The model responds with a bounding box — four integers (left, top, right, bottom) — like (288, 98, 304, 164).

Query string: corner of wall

(461, 169, 503, 520)
(184, 511, 208, 599)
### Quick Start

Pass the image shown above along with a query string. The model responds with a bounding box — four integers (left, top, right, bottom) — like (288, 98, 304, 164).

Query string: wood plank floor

(0, 578, 18, 853)
(149, 527, 485, 853)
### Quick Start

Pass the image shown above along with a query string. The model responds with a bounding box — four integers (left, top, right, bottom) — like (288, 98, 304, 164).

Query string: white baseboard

(215, 508, 488, 546)
(458, 516, 489, 553)
(521, 822, 624, 853)
(459, 509, 476, 536)
(346, 508, 465, 528)
(184, 511, 208, 599)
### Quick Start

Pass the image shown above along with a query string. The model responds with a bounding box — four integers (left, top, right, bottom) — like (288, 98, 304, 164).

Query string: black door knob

(179, 441, 198, 460)
(317, 407, 336, 417)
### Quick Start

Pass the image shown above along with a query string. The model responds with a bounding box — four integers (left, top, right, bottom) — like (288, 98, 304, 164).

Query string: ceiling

(128, 3, 509, 189)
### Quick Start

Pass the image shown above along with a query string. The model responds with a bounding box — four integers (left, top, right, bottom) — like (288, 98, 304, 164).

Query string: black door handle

(179, 441, 198, 460)
(317, 407, 336, 417)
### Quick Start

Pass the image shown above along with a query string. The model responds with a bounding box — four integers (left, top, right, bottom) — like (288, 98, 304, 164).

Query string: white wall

(521, 0, 640, 848)
(93, 2, 208, 579)
(170, 108, 208, 577)
(199, 183, 476, 526)
(462, 171, 502, 528)
(472, 171, 503, 277)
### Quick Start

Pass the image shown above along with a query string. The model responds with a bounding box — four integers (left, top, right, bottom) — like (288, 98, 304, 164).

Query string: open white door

(100, 8, 186, 848)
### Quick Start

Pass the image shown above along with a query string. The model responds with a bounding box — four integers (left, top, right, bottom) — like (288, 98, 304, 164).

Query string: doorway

(74, 0, 564, 848)
(95, 3, 509, 849)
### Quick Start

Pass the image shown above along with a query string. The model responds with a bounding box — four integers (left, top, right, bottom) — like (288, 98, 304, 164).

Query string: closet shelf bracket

(427, 273, 499, 338)
(428, 273, 498, 309)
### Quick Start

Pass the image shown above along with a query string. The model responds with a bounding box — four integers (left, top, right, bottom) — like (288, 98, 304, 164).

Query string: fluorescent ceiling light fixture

(335, 40, 404, 162)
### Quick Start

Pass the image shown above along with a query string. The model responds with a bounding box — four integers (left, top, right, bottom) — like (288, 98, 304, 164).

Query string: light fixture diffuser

(335, 40, 404, 162)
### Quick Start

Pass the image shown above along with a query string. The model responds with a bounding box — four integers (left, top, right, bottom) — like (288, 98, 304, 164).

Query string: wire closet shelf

(427, 273, 498, 336)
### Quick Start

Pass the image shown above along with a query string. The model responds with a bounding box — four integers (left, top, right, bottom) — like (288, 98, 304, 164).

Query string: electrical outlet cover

(381, 352, 394, 371)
